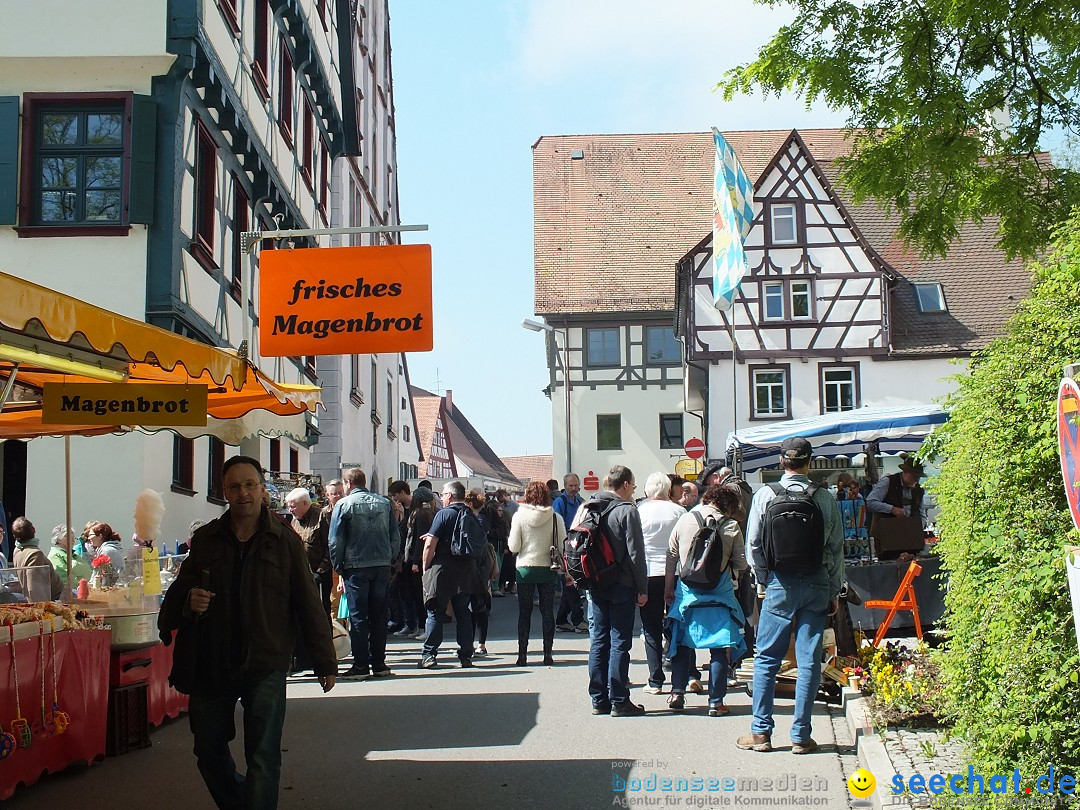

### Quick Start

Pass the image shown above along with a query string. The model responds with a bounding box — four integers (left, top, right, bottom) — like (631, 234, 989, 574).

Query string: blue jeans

(423, 591, 474, 661)
(751, 573, 830, 743)
(189, 670, 287, 810)
(342, 566, 390, 671)
(587, 584, 637, 708)
(671, 646, 729, 705)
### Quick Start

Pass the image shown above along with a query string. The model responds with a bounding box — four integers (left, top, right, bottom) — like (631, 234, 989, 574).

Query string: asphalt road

(6, 594, 860, 809)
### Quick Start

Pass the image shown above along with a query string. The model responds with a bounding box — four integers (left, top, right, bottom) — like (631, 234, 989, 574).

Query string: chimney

(444, 389, 453, 415)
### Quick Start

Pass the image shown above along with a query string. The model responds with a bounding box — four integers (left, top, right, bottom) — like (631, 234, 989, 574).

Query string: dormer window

(914, 282, 947, 313)
(770, 203, 798, 244)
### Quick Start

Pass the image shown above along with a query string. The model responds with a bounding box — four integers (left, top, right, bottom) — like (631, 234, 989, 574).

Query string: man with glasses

(418, 481, 479, 669)
(159, 455, 336, 810)
(585, 465, 649, 717)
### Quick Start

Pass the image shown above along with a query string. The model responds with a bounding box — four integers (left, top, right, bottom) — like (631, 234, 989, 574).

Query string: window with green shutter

(15, 92, 156, 235)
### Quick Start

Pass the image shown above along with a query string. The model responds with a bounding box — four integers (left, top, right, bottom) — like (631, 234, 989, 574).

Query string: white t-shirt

(637, 499, 686, 577)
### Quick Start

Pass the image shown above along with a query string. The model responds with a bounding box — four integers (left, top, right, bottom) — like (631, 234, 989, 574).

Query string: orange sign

(258, 245, 433, 356)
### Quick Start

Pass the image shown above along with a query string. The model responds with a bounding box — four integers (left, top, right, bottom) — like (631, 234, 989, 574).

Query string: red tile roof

(500, 455, 553, 487)
(534, 129, 1031, 354)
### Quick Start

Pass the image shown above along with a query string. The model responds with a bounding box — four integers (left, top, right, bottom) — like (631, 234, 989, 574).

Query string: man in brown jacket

(159, 456, 335, 810)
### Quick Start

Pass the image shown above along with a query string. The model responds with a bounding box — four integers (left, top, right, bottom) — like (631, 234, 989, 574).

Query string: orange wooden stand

(865, 560, 923, 646)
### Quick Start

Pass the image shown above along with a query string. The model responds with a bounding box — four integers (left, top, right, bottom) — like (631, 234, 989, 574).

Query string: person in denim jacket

(329, 467, 401, 681)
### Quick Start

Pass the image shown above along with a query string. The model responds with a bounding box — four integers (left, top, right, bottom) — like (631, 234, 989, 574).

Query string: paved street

(7, 597, 859, 809)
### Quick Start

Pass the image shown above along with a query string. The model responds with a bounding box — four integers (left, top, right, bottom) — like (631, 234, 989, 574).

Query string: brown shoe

(735, 733, 772, 752)
(791, 738, 819, 754)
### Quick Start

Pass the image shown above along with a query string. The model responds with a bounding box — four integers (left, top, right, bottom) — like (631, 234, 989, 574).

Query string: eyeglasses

(225, 481, 262, 494)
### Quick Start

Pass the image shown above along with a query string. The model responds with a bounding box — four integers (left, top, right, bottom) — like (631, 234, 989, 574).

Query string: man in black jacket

(586, 465, 648, 717)
(159, 456, 336, 810)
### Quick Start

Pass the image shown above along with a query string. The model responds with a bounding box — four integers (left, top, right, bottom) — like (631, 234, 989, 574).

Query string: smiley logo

(848, 768, 876, 798)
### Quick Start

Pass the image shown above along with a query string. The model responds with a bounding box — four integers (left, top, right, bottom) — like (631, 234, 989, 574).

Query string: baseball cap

(780, 436, 813, 463)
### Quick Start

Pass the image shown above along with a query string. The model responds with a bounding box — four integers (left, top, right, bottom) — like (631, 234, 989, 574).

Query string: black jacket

(158, 507, 336, 694)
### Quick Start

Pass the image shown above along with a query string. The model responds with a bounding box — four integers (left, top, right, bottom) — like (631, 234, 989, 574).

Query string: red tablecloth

(0, 628, 110, 801)
(144, 641, 188, 728)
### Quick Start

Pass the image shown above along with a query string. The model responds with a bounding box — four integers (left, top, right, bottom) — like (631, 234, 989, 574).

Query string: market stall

(0, 606, 109, 802)
(725, 405, 950, 636)
(0, 271, 322, 795)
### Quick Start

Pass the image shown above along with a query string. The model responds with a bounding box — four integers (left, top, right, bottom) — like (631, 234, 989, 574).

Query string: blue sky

(388, 0, 845, 459)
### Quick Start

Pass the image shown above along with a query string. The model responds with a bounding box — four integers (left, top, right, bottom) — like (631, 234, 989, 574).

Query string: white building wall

(707, 355, 962, 483)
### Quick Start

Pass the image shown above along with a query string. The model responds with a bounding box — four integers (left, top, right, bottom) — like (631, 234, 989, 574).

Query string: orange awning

(0, 271, 320, 441)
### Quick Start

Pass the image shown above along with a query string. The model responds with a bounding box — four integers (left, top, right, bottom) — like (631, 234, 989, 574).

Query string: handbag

(549, 514, 562, 571)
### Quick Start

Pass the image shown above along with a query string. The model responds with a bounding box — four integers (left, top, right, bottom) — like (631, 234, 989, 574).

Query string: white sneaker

(643, 685, 665, 695)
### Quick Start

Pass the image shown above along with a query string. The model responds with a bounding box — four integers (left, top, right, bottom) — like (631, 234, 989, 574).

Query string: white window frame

(762, 281, 785, 321)
(770, 203, 798, 244)
(914, 282, 947, 313)
(821, 365, 858, 413)
(790, 279, 814, 320)
(751, 366, 789, 419)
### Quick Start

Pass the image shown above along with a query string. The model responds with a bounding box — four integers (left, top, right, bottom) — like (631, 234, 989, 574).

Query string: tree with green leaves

(721, 1, 1080, 260)
(922, 211, 1080, 781)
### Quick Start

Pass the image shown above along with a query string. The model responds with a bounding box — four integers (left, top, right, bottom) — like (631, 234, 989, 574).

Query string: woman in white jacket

(508, 480, 566, 666)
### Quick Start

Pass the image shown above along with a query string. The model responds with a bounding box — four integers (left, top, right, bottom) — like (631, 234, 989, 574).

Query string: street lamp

(522, 318, 572, 474)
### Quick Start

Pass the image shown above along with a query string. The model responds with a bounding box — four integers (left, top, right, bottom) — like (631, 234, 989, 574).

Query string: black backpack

(680, 512, 733, 591)
(762, 482, 825, 573)
(449, 505, 487, 559)
(563, 499, 622, 590)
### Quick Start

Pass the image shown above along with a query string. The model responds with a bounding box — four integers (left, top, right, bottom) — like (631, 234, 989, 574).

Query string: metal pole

(561, 328, 572, 474)
(0, 362, 20, 411)
(241, 224, 428, 255)
(65, 434, 73, 599)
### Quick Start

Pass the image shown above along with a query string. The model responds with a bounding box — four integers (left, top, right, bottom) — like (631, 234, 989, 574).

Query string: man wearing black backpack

(585, 465, 649, 717)
(736, 437, 843, 755)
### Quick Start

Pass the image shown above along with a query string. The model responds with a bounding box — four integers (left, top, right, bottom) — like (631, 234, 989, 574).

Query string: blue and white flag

(712, 128, 755, 310)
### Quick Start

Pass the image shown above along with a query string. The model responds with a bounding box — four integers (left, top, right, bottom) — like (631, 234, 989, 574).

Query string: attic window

(914, 282, 947, 313)
(570, 149, 584, 160)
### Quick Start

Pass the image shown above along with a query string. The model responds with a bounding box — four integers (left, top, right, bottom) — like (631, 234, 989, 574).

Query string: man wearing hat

(736, 436, 844, 755)
(866, 458, 929, 528)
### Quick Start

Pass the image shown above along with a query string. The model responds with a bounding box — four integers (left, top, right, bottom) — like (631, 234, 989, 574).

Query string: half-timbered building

(533, 129, 1031, 485)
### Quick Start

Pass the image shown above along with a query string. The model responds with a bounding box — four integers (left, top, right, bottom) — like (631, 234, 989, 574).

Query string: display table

(0, 628, 110, 801)
(845, 555, 946, 632)
(145, 640, 188, 728)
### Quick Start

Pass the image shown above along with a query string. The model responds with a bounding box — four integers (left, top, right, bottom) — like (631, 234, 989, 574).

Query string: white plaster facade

(0, 0, 418, 551)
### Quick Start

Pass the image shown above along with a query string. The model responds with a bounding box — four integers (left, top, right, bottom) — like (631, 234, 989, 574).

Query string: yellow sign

(259, 245, 434, 356)
(142, 547, 162, 596)
(42, 383, 208, 426)
(675, 458, 703, 478)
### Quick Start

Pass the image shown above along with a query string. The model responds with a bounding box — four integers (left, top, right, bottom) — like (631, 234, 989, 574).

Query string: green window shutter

(128, 94, 157, 224)
(0, 96, 19, 226)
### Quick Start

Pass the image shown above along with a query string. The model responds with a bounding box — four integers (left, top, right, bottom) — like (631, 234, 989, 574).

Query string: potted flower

(90, 554, 113, 588)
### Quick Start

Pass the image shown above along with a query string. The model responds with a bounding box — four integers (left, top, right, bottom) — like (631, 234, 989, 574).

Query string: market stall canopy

(726, 405, 948, 473)
(0, 271, 320, 441)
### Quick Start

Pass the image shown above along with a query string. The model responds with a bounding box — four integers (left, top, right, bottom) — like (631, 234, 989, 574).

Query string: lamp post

(522, 318, 572, 474)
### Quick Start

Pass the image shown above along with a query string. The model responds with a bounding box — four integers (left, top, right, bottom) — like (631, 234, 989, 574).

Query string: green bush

(926, 212, 1080, 782)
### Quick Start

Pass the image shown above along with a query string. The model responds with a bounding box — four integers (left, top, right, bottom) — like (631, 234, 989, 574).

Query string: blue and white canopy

(726, 405, 948, 472)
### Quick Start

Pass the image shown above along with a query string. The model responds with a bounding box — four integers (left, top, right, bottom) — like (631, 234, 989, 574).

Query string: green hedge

(927, 212, 1080, 783)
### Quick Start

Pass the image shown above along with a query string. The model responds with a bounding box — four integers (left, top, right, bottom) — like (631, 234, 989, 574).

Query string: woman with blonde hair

(507, 480, 566, 666)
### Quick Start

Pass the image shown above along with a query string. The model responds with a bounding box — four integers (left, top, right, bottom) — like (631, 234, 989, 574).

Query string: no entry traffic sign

(684, 438, 706, 460)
